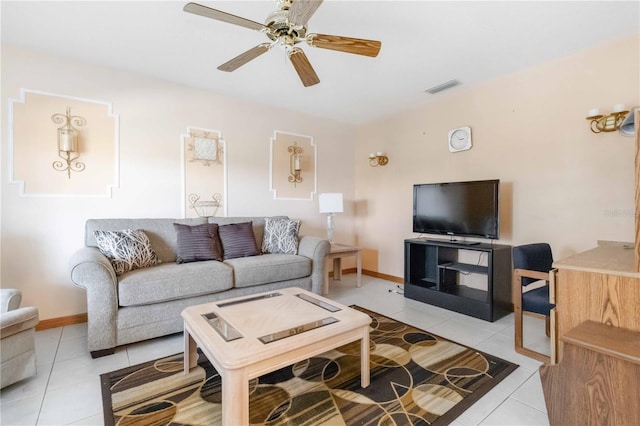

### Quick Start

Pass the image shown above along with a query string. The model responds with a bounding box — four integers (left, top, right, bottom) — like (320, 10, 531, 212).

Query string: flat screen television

(413, 179, 500, 240)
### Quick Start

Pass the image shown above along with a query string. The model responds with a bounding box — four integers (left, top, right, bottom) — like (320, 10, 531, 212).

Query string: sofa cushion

(225, 254, 311, 288)
(94, 229, 161, 276)
(118, 261, 233, 307)
(86, 218, 207, 263)
(218, 222, 260, 260)
(174, 223, 222, 263)
(262, 217, 301, 255)
(209, 216, 289, 252)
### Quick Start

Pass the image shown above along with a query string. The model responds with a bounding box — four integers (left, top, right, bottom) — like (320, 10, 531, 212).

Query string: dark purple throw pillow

(174, 223, 222, 264)
(218, 221, 260, 260)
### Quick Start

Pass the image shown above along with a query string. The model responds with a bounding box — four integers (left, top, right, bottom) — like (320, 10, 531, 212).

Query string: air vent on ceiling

(425, 80, 461, 94)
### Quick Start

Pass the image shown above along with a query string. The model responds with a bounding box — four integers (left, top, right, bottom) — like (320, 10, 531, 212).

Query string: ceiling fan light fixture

(425, 79, 461, 94)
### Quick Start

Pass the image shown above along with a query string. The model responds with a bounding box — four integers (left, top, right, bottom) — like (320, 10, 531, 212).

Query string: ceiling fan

(183, 0, 382, 87)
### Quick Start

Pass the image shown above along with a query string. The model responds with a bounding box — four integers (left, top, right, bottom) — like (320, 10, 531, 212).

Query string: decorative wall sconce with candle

(288, 141, 303, 185)
(586, 104, 629, 133)
(51, 107, 86, 179)
(369, 152, 388, 167)
(269, 130, 315, 200)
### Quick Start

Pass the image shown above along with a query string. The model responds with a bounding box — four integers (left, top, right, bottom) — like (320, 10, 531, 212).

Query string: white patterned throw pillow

(261, 218, 301, 255)
(94, 229, 161, 276)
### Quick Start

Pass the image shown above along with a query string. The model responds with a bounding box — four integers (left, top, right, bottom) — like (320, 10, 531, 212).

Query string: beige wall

(2, 35, 638, 320)
(355, 35, 640, 278)
(1, 45, 356, 320)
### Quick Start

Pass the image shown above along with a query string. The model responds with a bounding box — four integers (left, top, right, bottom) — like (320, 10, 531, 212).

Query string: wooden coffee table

(182, 287, 371, 425)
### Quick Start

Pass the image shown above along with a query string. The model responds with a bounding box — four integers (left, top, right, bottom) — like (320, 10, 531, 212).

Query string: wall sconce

(619, 107, 637, 137)
(192, 136, 223, 166)
(288, 141, 303, 185)
(586, 104, 629, 133)
(369, 152, 388, 167)
(51, 107, 86, 178)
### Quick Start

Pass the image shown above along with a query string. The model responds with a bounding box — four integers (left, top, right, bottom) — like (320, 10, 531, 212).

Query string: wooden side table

(323, 243, 362, 294)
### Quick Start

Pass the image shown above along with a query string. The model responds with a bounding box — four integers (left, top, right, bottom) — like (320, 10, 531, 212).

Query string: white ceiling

(2, 1, 639, 125)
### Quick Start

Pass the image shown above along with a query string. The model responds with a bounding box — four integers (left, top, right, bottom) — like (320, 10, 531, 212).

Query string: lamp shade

(319, 193, 344, 213)
(619, 107, 637, 137)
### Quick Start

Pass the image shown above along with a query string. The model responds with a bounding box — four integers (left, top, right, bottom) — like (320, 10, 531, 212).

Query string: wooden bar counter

(552, 241, 640, 362)
(541, 113, 640, 423)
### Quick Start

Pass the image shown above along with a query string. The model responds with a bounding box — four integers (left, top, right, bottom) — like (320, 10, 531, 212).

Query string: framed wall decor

(181, 127, 227, 217)
(8, 89, 119, 197)
(269, 130, 316, 200)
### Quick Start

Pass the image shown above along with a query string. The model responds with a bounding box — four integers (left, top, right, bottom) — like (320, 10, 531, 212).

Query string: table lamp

(319, 193, 343, 243)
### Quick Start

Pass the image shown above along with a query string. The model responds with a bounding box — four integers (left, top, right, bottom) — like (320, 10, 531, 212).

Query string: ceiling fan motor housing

(265, 3, 306, 42)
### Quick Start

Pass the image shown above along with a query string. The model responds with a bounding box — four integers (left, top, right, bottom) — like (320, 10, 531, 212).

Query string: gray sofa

(69, 216, 330, 358)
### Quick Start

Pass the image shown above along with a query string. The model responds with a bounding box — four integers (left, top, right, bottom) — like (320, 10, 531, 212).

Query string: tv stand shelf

(438, 262, 488, 275)
(404, 238, 512, 321)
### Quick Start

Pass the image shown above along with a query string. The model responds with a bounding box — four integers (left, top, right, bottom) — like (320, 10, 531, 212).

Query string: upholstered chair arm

(298, 236, 331, 295)
(0, 307, 39, 339)
(513, 268, 552, 305)
(0, 289, 22, 314)
(513, 267, 557, 310)
(69, 247, 118, 353)
(514, 268, 552, 283)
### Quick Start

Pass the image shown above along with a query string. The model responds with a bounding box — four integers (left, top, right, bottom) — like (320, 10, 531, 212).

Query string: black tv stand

(404, 238, 512, 321)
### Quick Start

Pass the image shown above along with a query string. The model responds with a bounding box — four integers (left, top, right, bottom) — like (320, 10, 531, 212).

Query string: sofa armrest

(1, 307, 38, 339)
(70, 247, 116, 287)
(0, 289, 22, 314)
(298, 236, 331, 295)
(69, 247, 118, 352)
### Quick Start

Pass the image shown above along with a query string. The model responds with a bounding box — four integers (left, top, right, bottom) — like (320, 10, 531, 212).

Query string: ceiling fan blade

(288, 0, 324, 27)
(183, 2, 266, 32)
(288, 48, 320, 87)
(218, 44, 271, 72)
(307, 33, 381, 57)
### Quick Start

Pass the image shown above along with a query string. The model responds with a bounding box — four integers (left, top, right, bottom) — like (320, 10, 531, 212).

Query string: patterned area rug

(100, 306, 517, 425)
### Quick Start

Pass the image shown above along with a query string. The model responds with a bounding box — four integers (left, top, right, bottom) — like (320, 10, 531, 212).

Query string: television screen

(413, 179, 500, 240)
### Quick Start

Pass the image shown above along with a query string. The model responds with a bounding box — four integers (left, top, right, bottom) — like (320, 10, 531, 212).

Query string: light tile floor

(0, 276, 551, 425)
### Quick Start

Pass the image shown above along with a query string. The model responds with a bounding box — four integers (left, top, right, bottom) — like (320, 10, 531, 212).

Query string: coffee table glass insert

(201, 312, 243, 342)
(258, 316, 338, 344)
(216, 291, 283, 308)
(295, 293, 342, 312)
(201, 292, 342, 344)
